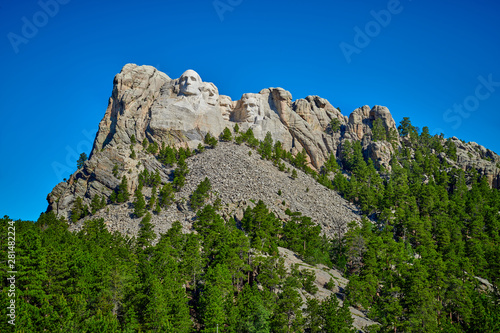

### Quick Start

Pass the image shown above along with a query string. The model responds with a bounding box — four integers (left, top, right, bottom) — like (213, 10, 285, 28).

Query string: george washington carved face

(179, 69, 202, 96)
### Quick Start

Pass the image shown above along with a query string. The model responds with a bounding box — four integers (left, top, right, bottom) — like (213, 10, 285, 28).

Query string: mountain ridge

(47, 63, 500, 222)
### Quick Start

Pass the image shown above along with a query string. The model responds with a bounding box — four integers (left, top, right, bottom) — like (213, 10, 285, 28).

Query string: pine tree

(271, 276, 304, 332)
(173, 157, 189, 191)
(190, 177, 211, 211)
(200, 264, 233, 332)
(259, 131, 273, 160)
(371, 118, 387, 141)
(147, 141, 159, 154)
(77, 152, 88, 169)
(291, 169, 298, 179)
(116, 176, 130, 203)
(204, 132, 218, 148)
(137, 212, 156, 249)
(148, 185, 157, 210)
(71, 197, 89, 222)
(320, 295, 356, 332)
(244, 128, 259, 148)
(133, 189, 146, 218)
(322, 153, 339, 175)
(90, 195, 106, 214)
(329, 118, 341, 133)
(158, 183, 175, 208)
(220, 127, 232, 142)
(236, 284, 271, 333)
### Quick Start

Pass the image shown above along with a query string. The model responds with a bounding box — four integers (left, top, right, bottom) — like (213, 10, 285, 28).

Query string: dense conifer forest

(1, 118, 499, 332)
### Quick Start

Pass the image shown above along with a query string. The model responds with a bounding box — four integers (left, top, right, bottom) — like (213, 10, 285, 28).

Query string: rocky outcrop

(47, 63, 500, 222)
(91, 64, 400, 170)
(278, 247, 377, 331)
(444, 137, 500, 188)
(92, 64, 170, 153)
(67, 142, 361, 239)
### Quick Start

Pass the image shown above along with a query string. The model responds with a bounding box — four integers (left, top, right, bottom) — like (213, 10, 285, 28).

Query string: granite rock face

(445, 137, 500, 188)
(91, 64, 401, 170)
(47, 63, 500, 222)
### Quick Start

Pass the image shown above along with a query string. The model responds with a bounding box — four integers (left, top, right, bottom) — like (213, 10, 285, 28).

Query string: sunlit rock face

(179, 69, 202, 96)
(148, 69, 226, 146)
(47, 63, 500, 221)
(90, 64, 402, 171)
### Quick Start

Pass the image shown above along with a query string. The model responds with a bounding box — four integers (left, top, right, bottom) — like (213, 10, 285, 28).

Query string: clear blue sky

(1, 0, 499, 221)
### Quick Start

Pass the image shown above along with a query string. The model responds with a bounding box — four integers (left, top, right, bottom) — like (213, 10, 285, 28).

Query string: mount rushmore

(47, 63, 500, 221)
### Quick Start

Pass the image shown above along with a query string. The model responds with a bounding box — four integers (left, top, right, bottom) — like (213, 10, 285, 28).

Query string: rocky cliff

(47, 63, 500, 223)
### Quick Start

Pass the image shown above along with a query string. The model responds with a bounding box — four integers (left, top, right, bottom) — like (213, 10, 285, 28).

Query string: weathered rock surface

(447, 137, 500, 188)
(91, 64, 402, 171)
(67, 142, 361, 240)
(48, 63, 500, 224)
(278, 247, 377, 331)
(45, 63, 500, 333)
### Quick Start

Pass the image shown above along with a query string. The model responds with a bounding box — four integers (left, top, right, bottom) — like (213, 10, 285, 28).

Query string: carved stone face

(243, 97, 259, 118)
(219, 95, 233, 121)
(202, 82, 219, 106)
(179, 69, 202, 96)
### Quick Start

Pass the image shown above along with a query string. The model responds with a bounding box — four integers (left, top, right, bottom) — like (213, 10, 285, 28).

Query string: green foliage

(292, 149, 307, 170)
(158, 144, 177, 166)
(138, 168, 161, 188)
(322, 153, 339, 175)
(146, 141, 159, 154)
(112, 164, 119, 178)
(190, 177, 211, 211)
(173, 157, 189, 191)
(71, 196, 89, 222)
(113, 175, 130, 203)
(324, 278, 335, 291)
(271, 275, 304, 332)
(77, 152, 88, 169)
(371, 118, 386, 141)
(446, 139, 458, 161)
(281, 209, 324, 264)
(90, 195, 106, 214)
(236, 128, 260, 148)
(241, 200, 281, 254)
(398, 116, 418, 138)
(236, 284, 271, 332)
(204, 132, 218, 148)
(129, 145, 136, 159)
(220, 127, 233, 142)
(197, 143, 205, 153)
(158, 183, 174, 209)
(137, 212, 155, 248)
(148, 185, 157, 210)
(291, 169, 298, 179)
(233, 123, 240, 133)
(258, 132, 273, 160)
(133, 189, 146, 218)
(130, 134, 136, 144)
(329, 118, 341, 133)
(10, 113, 500, 333)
